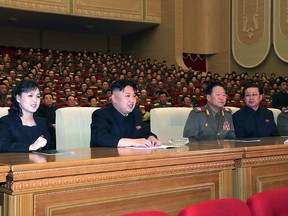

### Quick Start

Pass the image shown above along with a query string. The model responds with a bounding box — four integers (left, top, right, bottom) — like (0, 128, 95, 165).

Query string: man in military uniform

(0, 82, 11, 107)
(183, 82, 235, 141)
(227, 92, 244, 107)
(139, 89, 151, 105)
(153, 91, 173, 108)
(277, 108, 288, 136)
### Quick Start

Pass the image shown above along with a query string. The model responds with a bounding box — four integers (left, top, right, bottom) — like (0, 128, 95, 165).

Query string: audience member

(0, 82, 11, 107)
(272, 80, 288, 110)
(90, 79, 161, 148)
(66, 95, 77, 107)
(183, 82, 235, 141)
(0, 79, 52, 152)
(182, 95, 195, 108)
(153, 91, 173, 108)
(233, 83, 278, 138)
(88, 96, 100, 107)
(37, 93, 57, 149)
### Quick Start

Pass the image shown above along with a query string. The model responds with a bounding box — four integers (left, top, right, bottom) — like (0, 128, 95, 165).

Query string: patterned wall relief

(0, 0, 161, 23)
(232, 0, 271, 68)
(73, 0, 143, 21)
(273, 0, 288, 62)
(0, 0, 69, 14)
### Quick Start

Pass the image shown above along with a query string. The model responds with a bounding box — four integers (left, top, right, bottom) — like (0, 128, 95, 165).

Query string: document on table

(32, 150, 75, 155)
(284, 139, 288, 144)
(224, 139, 261, 143)
(125, 145, 180, 150)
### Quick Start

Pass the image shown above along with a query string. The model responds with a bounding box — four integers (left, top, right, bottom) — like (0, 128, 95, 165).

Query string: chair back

(121, 211, 170, 216)
(246, 188, 288, 216)
(178, 198, 251, 216)
(150, 107, 192, 143)
(225, 106, 240, 114)
(0, 107, 9, 118)
(55, 107, 99, 149)
(267, 108, 281, 125)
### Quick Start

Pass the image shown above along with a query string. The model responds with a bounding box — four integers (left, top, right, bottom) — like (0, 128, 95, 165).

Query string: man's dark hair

(205, 82, 225, 95)
(111, 80, 137, 93)
(43, 92, 53, 99)
(88, 96, 97, 103)
(242, 83, 263, 98)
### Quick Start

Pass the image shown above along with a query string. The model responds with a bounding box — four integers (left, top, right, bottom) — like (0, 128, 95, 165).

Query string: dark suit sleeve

(90, 109, 121, 147)
(35, 116, 53, 150)
(0, 118, 29, 152)
(232, 111, 246, 138)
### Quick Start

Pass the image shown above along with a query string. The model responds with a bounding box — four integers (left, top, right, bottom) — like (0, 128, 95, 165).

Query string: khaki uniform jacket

(183, 105, 235, 141)
(277, 110, 288, 136)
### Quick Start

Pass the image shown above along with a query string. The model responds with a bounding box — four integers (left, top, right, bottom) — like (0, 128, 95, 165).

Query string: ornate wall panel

(232, 0, 271, 68)
(0, 0, 161, 23)
(0, 0, 69, 14)
(146, 0, 161, 23)
(273, 0, 288, 62)
(73, 0, 143, 21)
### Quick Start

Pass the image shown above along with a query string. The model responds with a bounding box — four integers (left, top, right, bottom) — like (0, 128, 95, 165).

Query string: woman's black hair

(9, 79, 39, 116)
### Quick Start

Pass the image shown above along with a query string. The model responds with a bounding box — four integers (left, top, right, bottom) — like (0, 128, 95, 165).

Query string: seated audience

(183, 82, 235, 141)
(0, 79, 52, 152)
(90, 79, 161, 148)
(277, 108, 288, 136)
(0, 82, 11, 107)
(37, 93, 57, 149)
(88, 96, 100, 107)
(233, 83, 278, 138)
(272, 80, 288, 110)
(66, 95, 77, 107)
(153, 91, 173, 108)
(182, 95, 195, 108)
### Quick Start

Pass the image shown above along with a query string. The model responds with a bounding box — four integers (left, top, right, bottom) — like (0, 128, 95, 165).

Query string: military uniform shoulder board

(153, 103, 159, 106)
(223, 107, 232, 113)
(193, 107, 206, 113)
(166, 102, 172, 105)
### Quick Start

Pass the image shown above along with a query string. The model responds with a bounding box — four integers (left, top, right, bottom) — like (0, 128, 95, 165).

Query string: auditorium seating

(246, 188, 288, 216)
(0, 107, 9, 118)
(121, 211, 170, 216)
(178, 198, 252, 216)
(150, 107, 192, 143)
(224, 106, 240, 114)
(55, 107, 99, 150)
(267, 108, 282, 125)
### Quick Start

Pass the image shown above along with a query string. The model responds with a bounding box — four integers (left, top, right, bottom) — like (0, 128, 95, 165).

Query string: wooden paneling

(1, 137, 288, 215)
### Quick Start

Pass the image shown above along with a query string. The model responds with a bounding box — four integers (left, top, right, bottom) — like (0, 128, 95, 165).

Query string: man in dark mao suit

(233, 83, 278, 138)
(90, 80, 161, 148)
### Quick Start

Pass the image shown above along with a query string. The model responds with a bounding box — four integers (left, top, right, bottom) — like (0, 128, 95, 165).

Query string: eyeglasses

(245, 93, 259, 97)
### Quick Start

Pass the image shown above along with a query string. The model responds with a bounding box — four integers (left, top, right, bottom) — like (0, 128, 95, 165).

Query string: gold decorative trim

(73, 8, 143, 20)
(146, 15, 161, 23)
(8, 156, 236, 181)
(4, 161, 234, 192)
(237, 155, 288, 166)
(0, 0, 69, 14)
